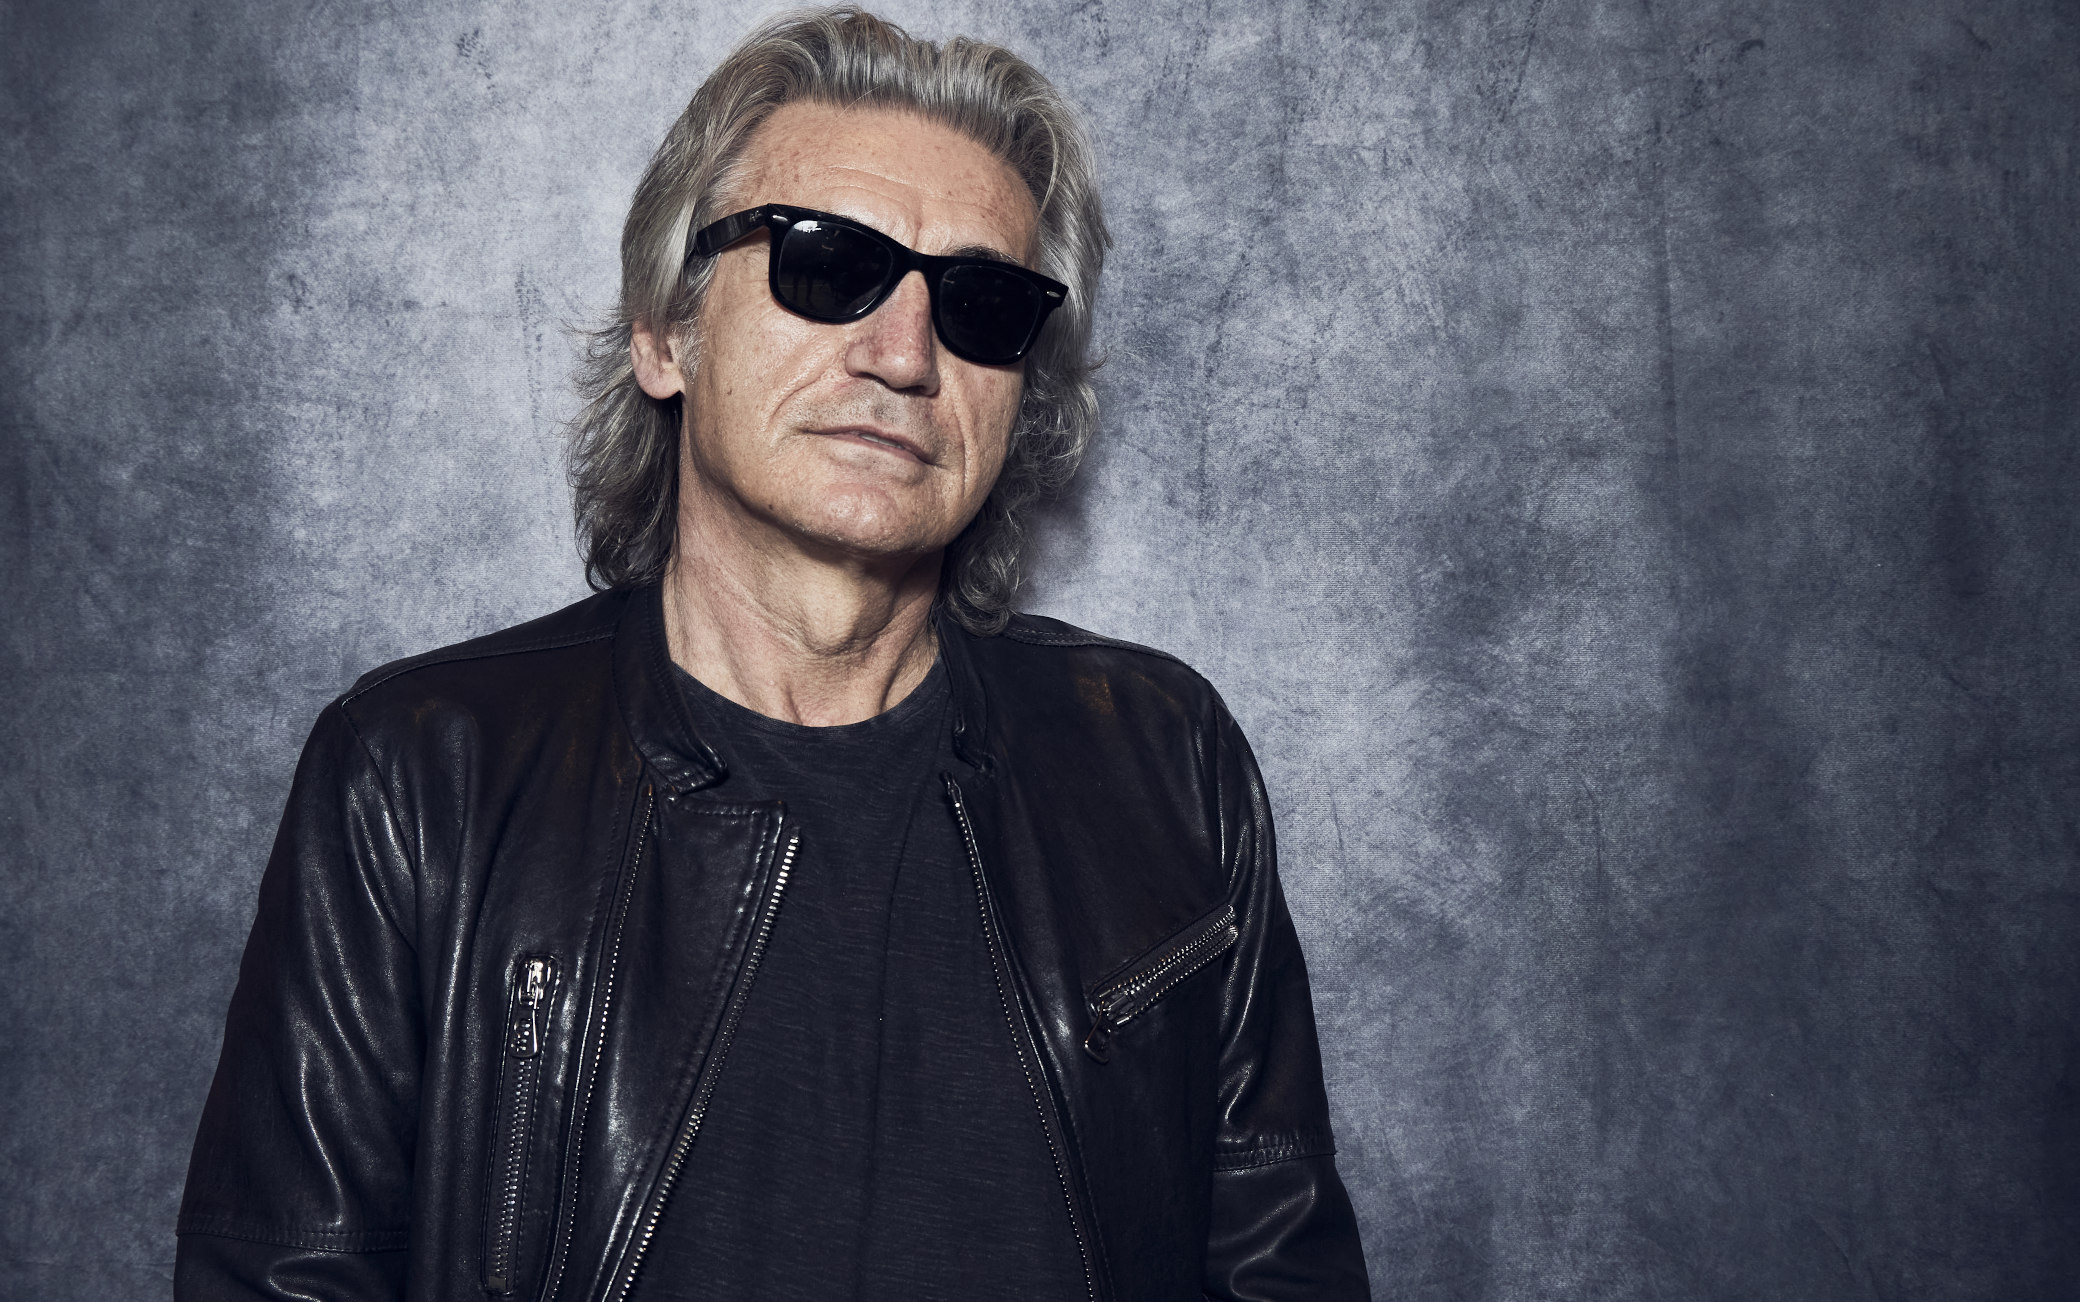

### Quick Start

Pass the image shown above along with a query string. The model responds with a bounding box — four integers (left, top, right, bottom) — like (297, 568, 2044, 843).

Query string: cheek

(694, 289, 829, 441)
(966, 374, 1024, 486)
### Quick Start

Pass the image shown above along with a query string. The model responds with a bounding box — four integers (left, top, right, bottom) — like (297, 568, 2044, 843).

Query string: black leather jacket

(177, 586, 1369, 1301)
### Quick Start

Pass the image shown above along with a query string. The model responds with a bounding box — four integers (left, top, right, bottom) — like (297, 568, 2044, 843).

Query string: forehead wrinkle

(736, 104, 1037, 261)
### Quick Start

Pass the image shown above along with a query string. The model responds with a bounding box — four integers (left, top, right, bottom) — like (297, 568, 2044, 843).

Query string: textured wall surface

(5, 0, 2077, 1297)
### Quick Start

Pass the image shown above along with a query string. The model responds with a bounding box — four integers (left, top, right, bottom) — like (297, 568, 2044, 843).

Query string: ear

(630, 318, 686, 400)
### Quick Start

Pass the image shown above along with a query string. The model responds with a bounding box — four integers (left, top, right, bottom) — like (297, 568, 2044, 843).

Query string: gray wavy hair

(568, 6, 1108, 633)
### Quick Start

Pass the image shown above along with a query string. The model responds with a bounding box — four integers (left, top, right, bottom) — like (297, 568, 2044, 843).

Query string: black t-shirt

(632, 657, 1087, 1302)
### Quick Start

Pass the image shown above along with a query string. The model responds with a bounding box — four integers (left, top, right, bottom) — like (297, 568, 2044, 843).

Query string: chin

(786, 489, 955, 560)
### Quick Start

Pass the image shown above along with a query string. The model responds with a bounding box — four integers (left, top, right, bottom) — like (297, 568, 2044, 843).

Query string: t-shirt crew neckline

(671, 654, 950, 745)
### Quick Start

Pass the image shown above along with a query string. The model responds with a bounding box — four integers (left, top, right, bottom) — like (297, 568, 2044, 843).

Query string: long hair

(568, 6, 1108, 633)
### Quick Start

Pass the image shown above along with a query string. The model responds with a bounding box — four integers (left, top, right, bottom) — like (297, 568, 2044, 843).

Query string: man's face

(668, 101, 1039, 565)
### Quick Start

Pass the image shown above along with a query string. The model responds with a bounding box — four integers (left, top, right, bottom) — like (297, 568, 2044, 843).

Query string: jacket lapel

(547, 588, 788, 1302)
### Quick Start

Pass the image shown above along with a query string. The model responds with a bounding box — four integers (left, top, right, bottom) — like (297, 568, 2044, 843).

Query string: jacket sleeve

(1203, 700, 1371, 1301)
(175, 700, 423, 1300)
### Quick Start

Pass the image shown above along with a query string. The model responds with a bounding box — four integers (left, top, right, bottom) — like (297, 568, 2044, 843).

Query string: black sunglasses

(687, 204, 1068, 366)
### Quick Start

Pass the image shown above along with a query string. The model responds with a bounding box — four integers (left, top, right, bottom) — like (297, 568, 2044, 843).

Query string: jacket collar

(613, 584, 728, 794)
(934, 603, 996, 776)
(613, 583, 997, 793)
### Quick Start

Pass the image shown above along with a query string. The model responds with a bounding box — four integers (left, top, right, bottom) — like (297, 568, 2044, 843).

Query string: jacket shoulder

(1000, 612, 1188, 666)
(990, 611, 1224, 722)
(334, 589, 629, 742)
(343, 589, 624, 699)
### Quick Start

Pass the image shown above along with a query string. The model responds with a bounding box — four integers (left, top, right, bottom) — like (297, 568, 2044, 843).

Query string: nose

(844, 270, 940, 396)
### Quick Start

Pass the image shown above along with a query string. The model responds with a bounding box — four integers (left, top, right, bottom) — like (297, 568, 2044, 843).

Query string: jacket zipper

(602, 826, 800, 1302)
(539, 785, 655, 1302)
(1081, 905, 1239, 1063)
(945, 776, 1102, 1302)
(486, 955, 558, 1293)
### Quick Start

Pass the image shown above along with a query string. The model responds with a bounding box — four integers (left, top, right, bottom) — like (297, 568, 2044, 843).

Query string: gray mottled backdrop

(5, 0, 2077, 1297)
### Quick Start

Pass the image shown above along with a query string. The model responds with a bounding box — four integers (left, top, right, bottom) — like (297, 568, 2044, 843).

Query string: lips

(813, 424, 936, 465)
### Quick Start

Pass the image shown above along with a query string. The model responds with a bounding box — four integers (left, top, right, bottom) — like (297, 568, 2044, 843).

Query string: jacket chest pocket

(1082, 903, 1239, 1063)
(484, 954, 559, 1294)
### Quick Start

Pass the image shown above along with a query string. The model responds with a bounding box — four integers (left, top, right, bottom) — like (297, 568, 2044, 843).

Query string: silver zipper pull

(1082, 1008, 1115, 1063)
(520, 959, 549, 1058)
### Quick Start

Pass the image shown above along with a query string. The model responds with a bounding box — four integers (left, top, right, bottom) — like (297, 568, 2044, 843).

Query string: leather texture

(176, 585, 1370, 1301)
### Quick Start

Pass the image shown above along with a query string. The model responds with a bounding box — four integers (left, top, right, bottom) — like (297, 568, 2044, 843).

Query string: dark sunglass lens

(774, 221, 892, 320)
(935, 263, 1044, 364)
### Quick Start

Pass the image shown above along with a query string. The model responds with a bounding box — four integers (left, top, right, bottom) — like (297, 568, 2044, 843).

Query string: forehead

(731, 101, 1038, 259)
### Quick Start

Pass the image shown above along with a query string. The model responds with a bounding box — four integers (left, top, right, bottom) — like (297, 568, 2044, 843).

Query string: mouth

(812, 424, 935, 465)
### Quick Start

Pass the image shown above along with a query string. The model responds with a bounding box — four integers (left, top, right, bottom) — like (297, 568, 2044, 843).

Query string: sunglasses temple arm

(687, 207, 774, 262)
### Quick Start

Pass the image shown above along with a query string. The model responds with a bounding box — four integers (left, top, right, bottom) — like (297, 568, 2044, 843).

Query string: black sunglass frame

(687, 204, 1068, 365)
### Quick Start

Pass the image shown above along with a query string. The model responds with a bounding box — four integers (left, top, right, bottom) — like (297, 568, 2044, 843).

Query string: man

(177, 8, 1368, 1300)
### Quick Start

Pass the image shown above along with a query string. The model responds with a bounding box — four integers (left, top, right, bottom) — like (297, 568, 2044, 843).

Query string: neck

(662, 499, 944, 728)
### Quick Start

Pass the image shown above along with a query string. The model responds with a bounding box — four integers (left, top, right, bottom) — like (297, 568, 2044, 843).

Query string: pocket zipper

(484, 954, 556, 1294)
(1083, 904, 1239, 1063)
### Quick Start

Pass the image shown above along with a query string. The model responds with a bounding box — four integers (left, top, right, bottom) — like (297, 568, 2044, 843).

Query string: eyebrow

(944, 242, 1019, 264)
(813, 205, 1024, 266)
